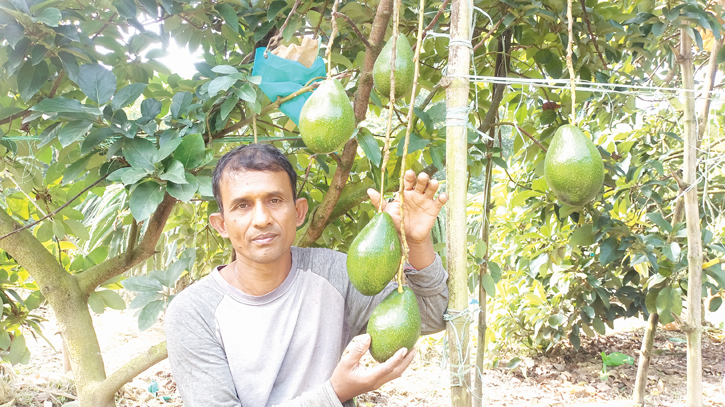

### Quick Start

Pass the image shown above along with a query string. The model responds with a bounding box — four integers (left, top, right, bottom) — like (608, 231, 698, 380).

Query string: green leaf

(357, 132, 381, 166)
(63, 219, 90, 240)
(138, 300, 165, 331)
(88, 246, 109, 264)
(220, 96, 238, 121)
(211, 65, 239, 75)
(156, 130, 182, 161)
(52, 218, 66, 239)
(121, 167, 152, 185)
(488, 261, 502, 283)
(474, 240, 487, 259)
(123, 138, 158, 172)
(17, 60, 49, 101)
(82, 128, 116, 155)
(88, 292, 106, 314)
(592, 317, 606, 335)
(129, 291, 163, 309)
(114, 0, 137, 18)
(58, 120, 93, 147)
(167, 172, 198, 202)
(163, 259, 188, 287)
(236, 83, 256, 102)
(396, 133, 430, 156)
(129, 181, 164, 221)
(601, 351, 634, 367)
(197, 175, 213, 196)
(160, 160, 188, 184)
(31, 97, 85, 114)
(581, 305, 595, 319)
(413, 107, 433, 134)
(32, 7, 61, 26)
(8, 335, 26, 365)
(170, 91, 193, 119)
(123, 275, 164, 292)
(709, 296, 722, 312)
(599, 237, 618, 266)
(505, 357, 521, 369)
(569, 328, 581, 350)
(208, 75, 238, 96)
(570, 224, 595, 246)
(656, 286, 682, 317)
(548, 314, 565, 327)
(63, 154, 93, 183)
(97, 290, 126, 310)
(215, 4, 239, 33)
(267, 0, 286, 20)
(138, 98, 162, 124)
(174, 134, 205, 169)
(0, 330, 10, 351)
(481, 272, 495, 297)
(111, 83, 147, 111)
(78, 63, 117, 105)
(646, 212, 672, 234)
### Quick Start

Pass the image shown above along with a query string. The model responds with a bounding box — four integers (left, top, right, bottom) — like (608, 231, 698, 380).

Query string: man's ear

(209, 212, 229, 238)
(294, 198, 308, 227)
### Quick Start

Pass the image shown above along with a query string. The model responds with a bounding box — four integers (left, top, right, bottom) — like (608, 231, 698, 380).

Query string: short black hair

(212, 144, 297, 213)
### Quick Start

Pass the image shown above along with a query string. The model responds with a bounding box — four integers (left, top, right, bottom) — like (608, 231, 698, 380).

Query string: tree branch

(208, 82, 321, 141)
(267, 0, 303, 51)
(496, 122, 548, 153)
(579, 0, 607, 66)
(697, 36, 723, 140)
(98, 341, 167, 401)
(472, 17, 504, 53)
(414, 0, 451, 51)
(296, 139, 358, 247)
(77, 193, 178, 295)
(479, 30, 511, 133)
(333, 12, 371, 49)
(0, 174, 108, 242)
(352, 0, 393, 123)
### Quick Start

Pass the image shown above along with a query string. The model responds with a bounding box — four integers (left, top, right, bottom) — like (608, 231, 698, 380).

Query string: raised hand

(367, 170, 448, 245)
(330, 334, 416, 403)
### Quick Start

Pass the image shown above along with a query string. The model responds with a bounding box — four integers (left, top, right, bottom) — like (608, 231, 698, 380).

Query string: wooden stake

(446, 0, 472, 405)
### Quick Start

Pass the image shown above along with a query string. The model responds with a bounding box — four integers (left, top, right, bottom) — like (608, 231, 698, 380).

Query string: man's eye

(270, 198, 280, 204)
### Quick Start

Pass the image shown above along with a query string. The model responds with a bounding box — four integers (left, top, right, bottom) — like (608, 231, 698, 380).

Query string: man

(165, 144, 449, 406)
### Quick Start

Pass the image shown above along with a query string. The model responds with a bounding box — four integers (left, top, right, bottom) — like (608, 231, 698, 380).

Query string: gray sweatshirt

(165, 246, 449, 407)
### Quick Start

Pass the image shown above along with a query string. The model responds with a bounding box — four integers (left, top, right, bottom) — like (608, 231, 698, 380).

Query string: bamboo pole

(446, 0, 472, 406)
(679, 29, 703, 407)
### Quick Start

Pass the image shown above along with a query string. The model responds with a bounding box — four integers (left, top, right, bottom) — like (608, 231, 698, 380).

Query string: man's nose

(251, 202, 273, 227)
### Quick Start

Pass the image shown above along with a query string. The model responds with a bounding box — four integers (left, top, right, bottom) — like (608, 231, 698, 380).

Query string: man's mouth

(252, 233, 277, 244)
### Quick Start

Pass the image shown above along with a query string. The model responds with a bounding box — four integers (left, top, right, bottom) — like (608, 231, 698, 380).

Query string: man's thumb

(349, 334, 371, 359)
(367, 188, 383, 209)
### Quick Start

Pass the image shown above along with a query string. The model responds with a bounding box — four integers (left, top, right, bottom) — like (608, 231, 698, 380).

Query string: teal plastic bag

(251, 47, 326, 125)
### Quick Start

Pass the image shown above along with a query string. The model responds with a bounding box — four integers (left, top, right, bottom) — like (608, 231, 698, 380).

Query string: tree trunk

(473, 133, 494, 407)
(633, 312, 659, 406)
(445, 1, 472, 406)
(679, 29, 703, 407)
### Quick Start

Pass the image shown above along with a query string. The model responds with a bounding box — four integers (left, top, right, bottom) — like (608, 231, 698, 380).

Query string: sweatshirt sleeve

(345, 253, 449, 339)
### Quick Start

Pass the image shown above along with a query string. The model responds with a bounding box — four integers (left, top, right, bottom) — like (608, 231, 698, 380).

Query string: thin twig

(296, 156, 316, 197)
(266, 0, 303, 52)
(326, 0, 341, 78)
(333, 12, 372, 49)
(313, 0, 330, 38)
(413, 0, 450, 51)
(566, 0, 576, 123)
(579, 0, 606, 66)
(495, 122, 548, 153)
(472, 17, 504, 53)
(0, 174, 109, 242)
(91, 13, 117, 39)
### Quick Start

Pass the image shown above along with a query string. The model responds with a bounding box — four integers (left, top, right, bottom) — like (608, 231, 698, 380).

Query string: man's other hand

(367, 170, 447, 245)
(330, 334, 416, 403)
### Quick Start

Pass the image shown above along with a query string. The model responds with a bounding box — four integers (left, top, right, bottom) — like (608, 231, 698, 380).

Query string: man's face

(210, 170, 307, 267)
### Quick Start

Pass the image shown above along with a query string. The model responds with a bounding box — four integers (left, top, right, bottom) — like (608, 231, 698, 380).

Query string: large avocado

(368, 287, 421, 363)
(544, 124, 605, 207)
(347, 212, 401, 296)
(373, 34, 414, 99)
(298, 79, 355, 154)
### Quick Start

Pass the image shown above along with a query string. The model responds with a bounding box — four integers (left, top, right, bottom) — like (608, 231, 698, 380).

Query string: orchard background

(0, 0, 723, 406)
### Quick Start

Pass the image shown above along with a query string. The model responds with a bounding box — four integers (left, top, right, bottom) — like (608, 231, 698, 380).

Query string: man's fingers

(403, 169, 416, 190)
(434, 193, 449, 209)
(423, 178, 439, 199)
(374, 348, 417, 383)
(367, 188, 385, 211)
(413, 172, 429, 194)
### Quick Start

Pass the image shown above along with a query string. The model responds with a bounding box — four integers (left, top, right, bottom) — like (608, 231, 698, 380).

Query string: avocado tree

(0, 0, 453, 405)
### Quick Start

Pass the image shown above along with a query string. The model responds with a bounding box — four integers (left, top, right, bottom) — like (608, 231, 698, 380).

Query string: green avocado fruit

(373, 34, 414, 99)
(298, 79, 355, 154)
(368, 287, 421, 363)
(544, 124, 605, 207)
(347, 212, 402, 296)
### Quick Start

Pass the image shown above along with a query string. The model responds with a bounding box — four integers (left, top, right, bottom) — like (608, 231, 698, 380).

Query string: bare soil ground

(2, 307, 724, 407)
